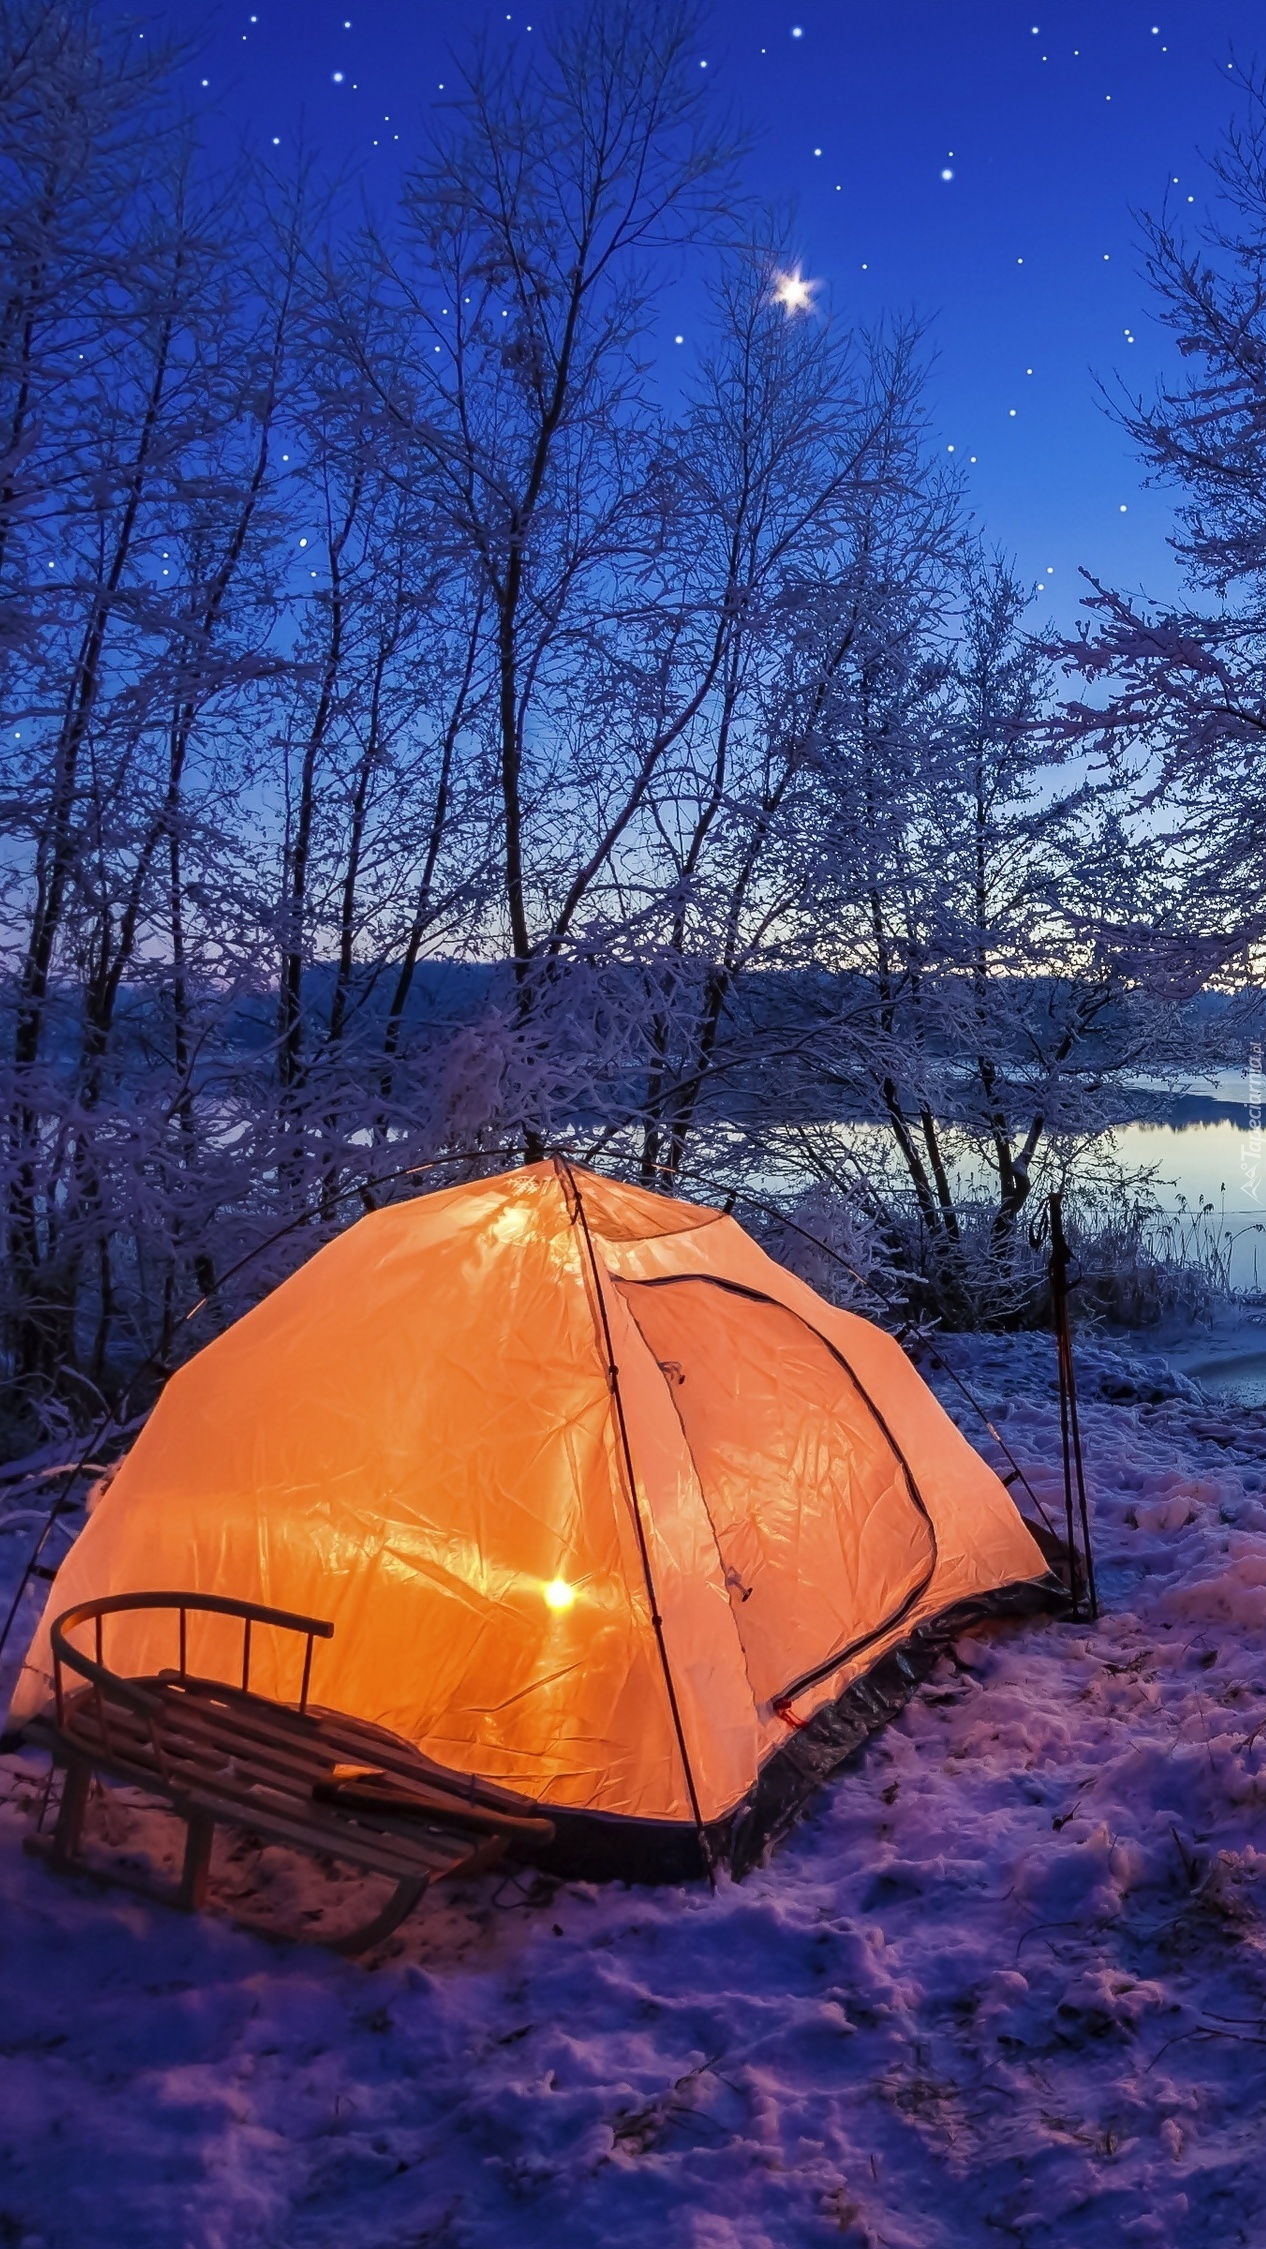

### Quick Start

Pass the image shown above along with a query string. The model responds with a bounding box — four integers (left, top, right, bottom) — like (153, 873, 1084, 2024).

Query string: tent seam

(552, 1159, 714, 1870)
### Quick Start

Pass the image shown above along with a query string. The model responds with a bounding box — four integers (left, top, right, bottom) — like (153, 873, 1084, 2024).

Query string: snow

(5, 1334, 1266, 2246)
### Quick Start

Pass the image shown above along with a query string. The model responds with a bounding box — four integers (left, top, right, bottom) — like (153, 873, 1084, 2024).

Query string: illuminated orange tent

(11, 1161, 1047, 1875)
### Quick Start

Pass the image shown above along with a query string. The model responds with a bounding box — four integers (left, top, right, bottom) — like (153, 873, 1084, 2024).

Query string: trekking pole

(1048, 1192, 1099, 1622)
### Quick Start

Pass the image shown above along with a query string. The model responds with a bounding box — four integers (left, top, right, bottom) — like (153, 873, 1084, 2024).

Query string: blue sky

(157, 0, 1263, 629)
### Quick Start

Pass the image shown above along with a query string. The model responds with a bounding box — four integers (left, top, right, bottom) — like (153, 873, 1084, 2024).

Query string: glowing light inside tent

(544, 1578, 576, 1610)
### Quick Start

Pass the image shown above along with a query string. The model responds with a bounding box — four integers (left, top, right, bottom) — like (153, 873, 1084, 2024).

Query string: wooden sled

(21, 1590, 554, 1953)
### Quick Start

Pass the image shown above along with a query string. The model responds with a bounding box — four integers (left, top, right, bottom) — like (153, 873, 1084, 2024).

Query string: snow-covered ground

(4, 1333, 1266, 2248)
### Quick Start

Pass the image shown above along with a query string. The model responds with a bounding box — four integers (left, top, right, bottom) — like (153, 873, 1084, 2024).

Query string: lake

(1111, 1118, 1266, 1292)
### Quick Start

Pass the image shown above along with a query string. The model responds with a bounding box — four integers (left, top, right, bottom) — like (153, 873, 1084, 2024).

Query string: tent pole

(1048, 1193, 1097, 1622)
(555, 1158, 718, 1887)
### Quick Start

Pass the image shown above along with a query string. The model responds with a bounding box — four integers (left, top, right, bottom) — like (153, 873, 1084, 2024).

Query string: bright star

(941, 167, 954, 181)
(773, 270, 816, 314)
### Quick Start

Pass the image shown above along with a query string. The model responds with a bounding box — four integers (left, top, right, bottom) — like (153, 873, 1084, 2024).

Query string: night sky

(140, 1, 1261, 628)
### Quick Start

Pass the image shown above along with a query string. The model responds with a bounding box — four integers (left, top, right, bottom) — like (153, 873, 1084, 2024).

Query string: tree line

(0, 0, 1254, 1442)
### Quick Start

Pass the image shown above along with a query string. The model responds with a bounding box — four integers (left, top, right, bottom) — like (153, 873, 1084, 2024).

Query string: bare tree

(1053, 63, 1266, 956)
(349, 1, 740, 1150)
(633, 269, 947, 1187)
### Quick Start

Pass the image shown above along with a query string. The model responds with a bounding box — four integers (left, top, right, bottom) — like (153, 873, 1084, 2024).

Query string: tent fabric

(11, 1161, 1046, 1852)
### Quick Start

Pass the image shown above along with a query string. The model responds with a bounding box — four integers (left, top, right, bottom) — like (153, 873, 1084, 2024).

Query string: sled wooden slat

(42, 1676, 549, 1852)
(23, 1592, 553, 1953)
(151, 1678, 547, 1838)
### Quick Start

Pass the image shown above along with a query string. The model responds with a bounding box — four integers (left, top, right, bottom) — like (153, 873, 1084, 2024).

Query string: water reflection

(1177, 1350, 1266, 1407)
(1111, 1122, 1265, 1296)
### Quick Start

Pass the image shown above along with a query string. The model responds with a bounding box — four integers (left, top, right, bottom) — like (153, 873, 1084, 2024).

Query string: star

(773, 270, 816, 314)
